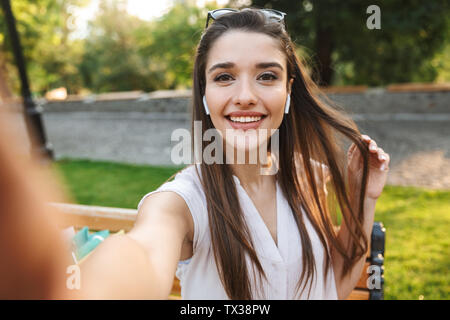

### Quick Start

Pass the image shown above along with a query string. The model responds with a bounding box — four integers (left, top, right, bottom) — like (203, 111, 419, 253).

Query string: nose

(232, 75, 258, 108)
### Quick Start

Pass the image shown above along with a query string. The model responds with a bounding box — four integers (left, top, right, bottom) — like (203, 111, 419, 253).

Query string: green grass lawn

(52, 158, 450, 300)
(52, 158, 183, 209)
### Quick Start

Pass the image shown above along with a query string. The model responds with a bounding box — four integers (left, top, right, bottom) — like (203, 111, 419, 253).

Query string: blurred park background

(0, 0, 449, 300)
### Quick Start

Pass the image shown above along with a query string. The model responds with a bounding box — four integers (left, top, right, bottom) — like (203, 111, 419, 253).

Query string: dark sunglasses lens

(210, 9, 237, 20)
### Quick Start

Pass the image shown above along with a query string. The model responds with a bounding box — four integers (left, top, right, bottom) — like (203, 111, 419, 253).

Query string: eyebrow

(207, 61, 284, 74)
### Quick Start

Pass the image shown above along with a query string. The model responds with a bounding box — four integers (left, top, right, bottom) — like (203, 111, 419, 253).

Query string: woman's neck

(228, 152, 276, 191)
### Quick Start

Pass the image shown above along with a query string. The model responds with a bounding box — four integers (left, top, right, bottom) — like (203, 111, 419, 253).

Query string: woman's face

(204, 30, 293, 155)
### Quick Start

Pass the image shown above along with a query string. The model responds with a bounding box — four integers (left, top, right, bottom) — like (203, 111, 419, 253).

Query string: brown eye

(214, 74, 233, 82)
(259, 72, 278, 81)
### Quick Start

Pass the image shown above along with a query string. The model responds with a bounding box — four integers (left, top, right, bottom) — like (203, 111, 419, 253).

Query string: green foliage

(1, 0, 449, 95)
(0, 0, 220, 95)
(78, 1, 159, 93)
(0, 0, 88, 95)
(79, 1, 214, 92)
(250, 0, 450, 86)
(137, 3, 210, 90)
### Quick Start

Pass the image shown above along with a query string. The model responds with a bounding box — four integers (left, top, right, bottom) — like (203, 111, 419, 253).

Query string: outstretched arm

(78, 191, 193, 299)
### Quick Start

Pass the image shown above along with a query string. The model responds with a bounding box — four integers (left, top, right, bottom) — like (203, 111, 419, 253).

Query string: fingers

(361, 134, 377, 152)
(378, 147, 390, 171)
(377, 147, 387, 161)
(368, 140, 378, 152)
(361, 134, 380, 155)
(361, 134, 390, 171)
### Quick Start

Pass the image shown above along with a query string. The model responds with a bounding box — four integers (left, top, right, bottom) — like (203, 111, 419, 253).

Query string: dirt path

(387, 150, 450, 190)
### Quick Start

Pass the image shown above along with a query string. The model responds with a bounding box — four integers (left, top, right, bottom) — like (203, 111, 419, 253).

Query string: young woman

(80, 8, 390, 300)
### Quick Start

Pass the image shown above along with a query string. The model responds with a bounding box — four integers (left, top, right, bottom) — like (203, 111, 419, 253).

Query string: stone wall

(6, 85, 450, 189)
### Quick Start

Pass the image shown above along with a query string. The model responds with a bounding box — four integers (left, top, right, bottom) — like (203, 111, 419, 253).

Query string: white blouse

(137, 164, 338, 300)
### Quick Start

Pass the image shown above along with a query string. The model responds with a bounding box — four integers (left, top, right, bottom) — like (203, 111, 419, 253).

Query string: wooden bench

(51, 202, 385, 300)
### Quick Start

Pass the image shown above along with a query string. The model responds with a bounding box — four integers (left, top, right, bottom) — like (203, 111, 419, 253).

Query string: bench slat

(355, 262, 371, 289)
(346, 289, 370, 300)
(50, 202, 137, 232)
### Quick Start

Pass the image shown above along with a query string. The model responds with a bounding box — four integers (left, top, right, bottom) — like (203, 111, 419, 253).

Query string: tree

(1, 0, 225, 95)
(137, 1, 218, 90)
(80, 0, 220, 92)
(78, 0, 160, 93)
(248, 0, 450, 86)
(0, 0, 88, 96)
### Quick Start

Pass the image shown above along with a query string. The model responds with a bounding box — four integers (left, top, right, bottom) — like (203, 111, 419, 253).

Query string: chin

(224, 133, 271, 164)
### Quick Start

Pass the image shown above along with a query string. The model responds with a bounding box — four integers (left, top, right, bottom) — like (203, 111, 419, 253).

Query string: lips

(225, 111, 267, 130)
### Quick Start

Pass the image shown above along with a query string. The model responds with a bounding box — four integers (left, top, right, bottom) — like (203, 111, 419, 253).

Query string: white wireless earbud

(284, 94, 291, 114)
(202, 95, 210, 115)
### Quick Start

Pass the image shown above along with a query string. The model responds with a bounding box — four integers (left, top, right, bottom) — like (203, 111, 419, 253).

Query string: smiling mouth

(224, 114, 267, 130)
(226, 115, 267, 123)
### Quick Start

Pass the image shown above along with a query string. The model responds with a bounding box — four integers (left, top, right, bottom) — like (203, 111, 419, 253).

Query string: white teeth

(229, 116, 262, 123)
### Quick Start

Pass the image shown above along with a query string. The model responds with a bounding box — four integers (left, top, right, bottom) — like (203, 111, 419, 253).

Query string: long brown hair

(191, 8, 370, 299)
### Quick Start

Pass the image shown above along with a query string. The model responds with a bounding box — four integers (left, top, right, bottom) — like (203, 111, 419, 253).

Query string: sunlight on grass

(52, 158, 183, 209)
(374, 186, 450, 300)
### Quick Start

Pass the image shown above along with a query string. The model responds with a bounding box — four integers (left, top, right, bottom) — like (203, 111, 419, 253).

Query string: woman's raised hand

(347, 134, 390, 200)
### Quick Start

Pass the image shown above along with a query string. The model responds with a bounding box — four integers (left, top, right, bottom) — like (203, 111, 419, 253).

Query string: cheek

(204, 88, 231, 133)
(205, 86, 226, 113)
(208, 99, 225, 126)
(266, 95, 286, 125)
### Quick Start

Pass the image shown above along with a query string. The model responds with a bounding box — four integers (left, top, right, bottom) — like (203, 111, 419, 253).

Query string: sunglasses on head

(205, 8, 287, 29)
